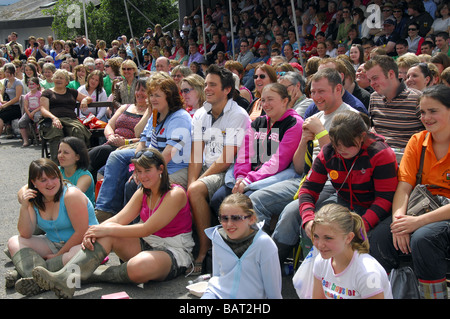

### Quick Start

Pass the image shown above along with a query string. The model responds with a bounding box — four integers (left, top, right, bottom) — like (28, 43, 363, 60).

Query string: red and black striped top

(299, 133, 398, 231)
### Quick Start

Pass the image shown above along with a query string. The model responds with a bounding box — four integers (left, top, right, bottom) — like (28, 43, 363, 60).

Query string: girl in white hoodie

(202, 193, 282, 299)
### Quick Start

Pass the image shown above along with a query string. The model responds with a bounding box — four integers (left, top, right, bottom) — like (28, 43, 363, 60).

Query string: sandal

(185, 261, 203, 277)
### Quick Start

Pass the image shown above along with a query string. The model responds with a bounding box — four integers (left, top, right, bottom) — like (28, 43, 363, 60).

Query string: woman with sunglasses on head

(406, 62, 434, 91)
(202, 193, 282, 299)
(95, 73, 192, 222)
(246, 64, 277, 121)
(32, 149, 195, 299)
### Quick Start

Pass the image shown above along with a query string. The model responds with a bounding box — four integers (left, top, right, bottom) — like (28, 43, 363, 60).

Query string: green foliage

(42, 0, 178, 43)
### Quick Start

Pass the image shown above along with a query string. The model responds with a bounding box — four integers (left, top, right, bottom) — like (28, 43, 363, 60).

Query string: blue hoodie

(202, 222, 282, 299)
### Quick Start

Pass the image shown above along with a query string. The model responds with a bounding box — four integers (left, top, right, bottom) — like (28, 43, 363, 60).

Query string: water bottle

(188, 274, 211, 285)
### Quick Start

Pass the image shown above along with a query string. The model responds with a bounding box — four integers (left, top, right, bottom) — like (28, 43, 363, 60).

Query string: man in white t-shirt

(187, 65, 250, 274)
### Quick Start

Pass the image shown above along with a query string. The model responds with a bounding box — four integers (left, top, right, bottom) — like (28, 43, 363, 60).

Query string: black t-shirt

(42, 88, 79, 119)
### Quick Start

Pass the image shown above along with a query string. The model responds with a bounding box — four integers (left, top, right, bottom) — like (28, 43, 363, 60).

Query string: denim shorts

(139, 238, 186, 281)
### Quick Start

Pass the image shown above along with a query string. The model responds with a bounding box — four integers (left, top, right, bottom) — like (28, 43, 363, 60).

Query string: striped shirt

(299, 133, 398, 231)
(368, 81, 424, 149)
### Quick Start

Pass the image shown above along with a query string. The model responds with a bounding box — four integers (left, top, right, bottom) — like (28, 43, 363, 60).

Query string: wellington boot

(11, 248, 47, 296)
(15, 255, 64, 296)
(5, 270, 19, 289)
(86, 262, 134, 284)
(33, 242, 107, 299)
(4, 247, 11, 260)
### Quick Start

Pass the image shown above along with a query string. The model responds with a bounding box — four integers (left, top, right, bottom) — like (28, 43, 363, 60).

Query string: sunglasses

(253, 74, 267, 79)
(105, 65, 110, 68)
(218, 215, 252, 223)
(408, 28, 418, 31)
(180, 88, 194, 94)
(276, 71, 287, 76)
(133, 150, 157, 160)
(122, 68, 134, 71)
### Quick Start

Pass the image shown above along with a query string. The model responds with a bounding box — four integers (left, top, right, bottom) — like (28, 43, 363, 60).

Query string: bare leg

(188, 180, 211, 267)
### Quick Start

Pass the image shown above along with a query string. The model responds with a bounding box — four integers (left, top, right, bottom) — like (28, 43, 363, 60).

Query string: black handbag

(406, 133, 441, 216)
(2, 79, 10, 102)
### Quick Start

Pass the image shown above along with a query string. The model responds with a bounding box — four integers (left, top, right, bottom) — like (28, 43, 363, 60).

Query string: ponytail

(350, 212, 369, 254)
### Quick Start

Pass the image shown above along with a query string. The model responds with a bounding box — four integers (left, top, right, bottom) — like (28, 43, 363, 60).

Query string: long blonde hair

(312, 204, 369, 254)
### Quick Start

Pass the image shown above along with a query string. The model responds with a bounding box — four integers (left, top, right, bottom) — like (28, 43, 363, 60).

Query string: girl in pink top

(18, 77, 41, 147)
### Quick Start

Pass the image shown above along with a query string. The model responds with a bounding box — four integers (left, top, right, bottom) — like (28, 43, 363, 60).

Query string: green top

(67, 81, 81, 90)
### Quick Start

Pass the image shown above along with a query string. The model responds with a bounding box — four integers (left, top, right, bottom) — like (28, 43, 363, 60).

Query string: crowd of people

(2, 0, 450, 300)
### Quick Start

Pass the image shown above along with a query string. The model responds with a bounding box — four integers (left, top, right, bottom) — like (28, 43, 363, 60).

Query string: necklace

(148, 192, 161, 212)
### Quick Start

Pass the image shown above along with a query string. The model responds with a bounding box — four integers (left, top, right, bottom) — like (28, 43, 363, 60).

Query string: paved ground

(0, 135, 299, 302)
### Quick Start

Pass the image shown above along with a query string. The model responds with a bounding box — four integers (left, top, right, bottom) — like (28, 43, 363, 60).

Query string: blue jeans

(272, 182, 337, 246)
(370, 217, 450, 281)
(95, 148, 135, 215)
(249, 177, 302, 227)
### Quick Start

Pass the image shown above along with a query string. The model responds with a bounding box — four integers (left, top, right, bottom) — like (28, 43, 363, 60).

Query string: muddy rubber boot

(5, 270, 19, 289)
(33, 242, 107, 299)
(11, 248, 47, 296)
(87, 262, 134, 284)
(15, 254, 64, 295)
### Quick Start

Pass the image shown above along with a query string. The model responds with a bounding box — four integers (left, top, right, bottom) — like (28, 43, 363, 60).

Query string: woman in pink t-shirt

(32, 149, 195, 299)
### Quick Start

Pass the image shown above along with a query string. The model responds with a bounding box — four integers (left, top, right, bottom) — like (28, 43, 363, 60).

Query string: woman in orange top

(371, 84, 450, 299)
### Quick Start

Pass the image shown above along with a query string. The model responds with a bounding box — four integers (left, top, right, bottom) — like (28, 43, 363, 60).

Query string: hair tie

(360, 228, 365, 241)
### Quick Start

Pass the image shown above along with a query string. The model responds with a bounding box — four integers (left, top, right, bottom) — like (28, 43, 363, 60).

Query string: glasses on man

(408, 28, 418, 31)
(218, 215, 252, 223)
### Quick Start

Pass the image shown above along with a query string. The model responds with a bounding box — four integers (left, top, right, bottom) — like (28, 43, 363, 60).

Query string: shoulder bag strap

(415, 132, 429, 185)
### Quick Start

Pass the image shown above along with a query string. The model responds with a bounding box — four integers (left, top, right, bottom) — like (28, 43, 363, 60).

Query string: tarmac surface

(0, 135, 299, 303)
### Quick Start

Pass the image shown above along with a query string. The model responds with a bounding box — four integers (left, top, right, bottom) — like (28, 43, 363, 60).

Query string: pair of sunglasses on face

(218, 214, 252, 223)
